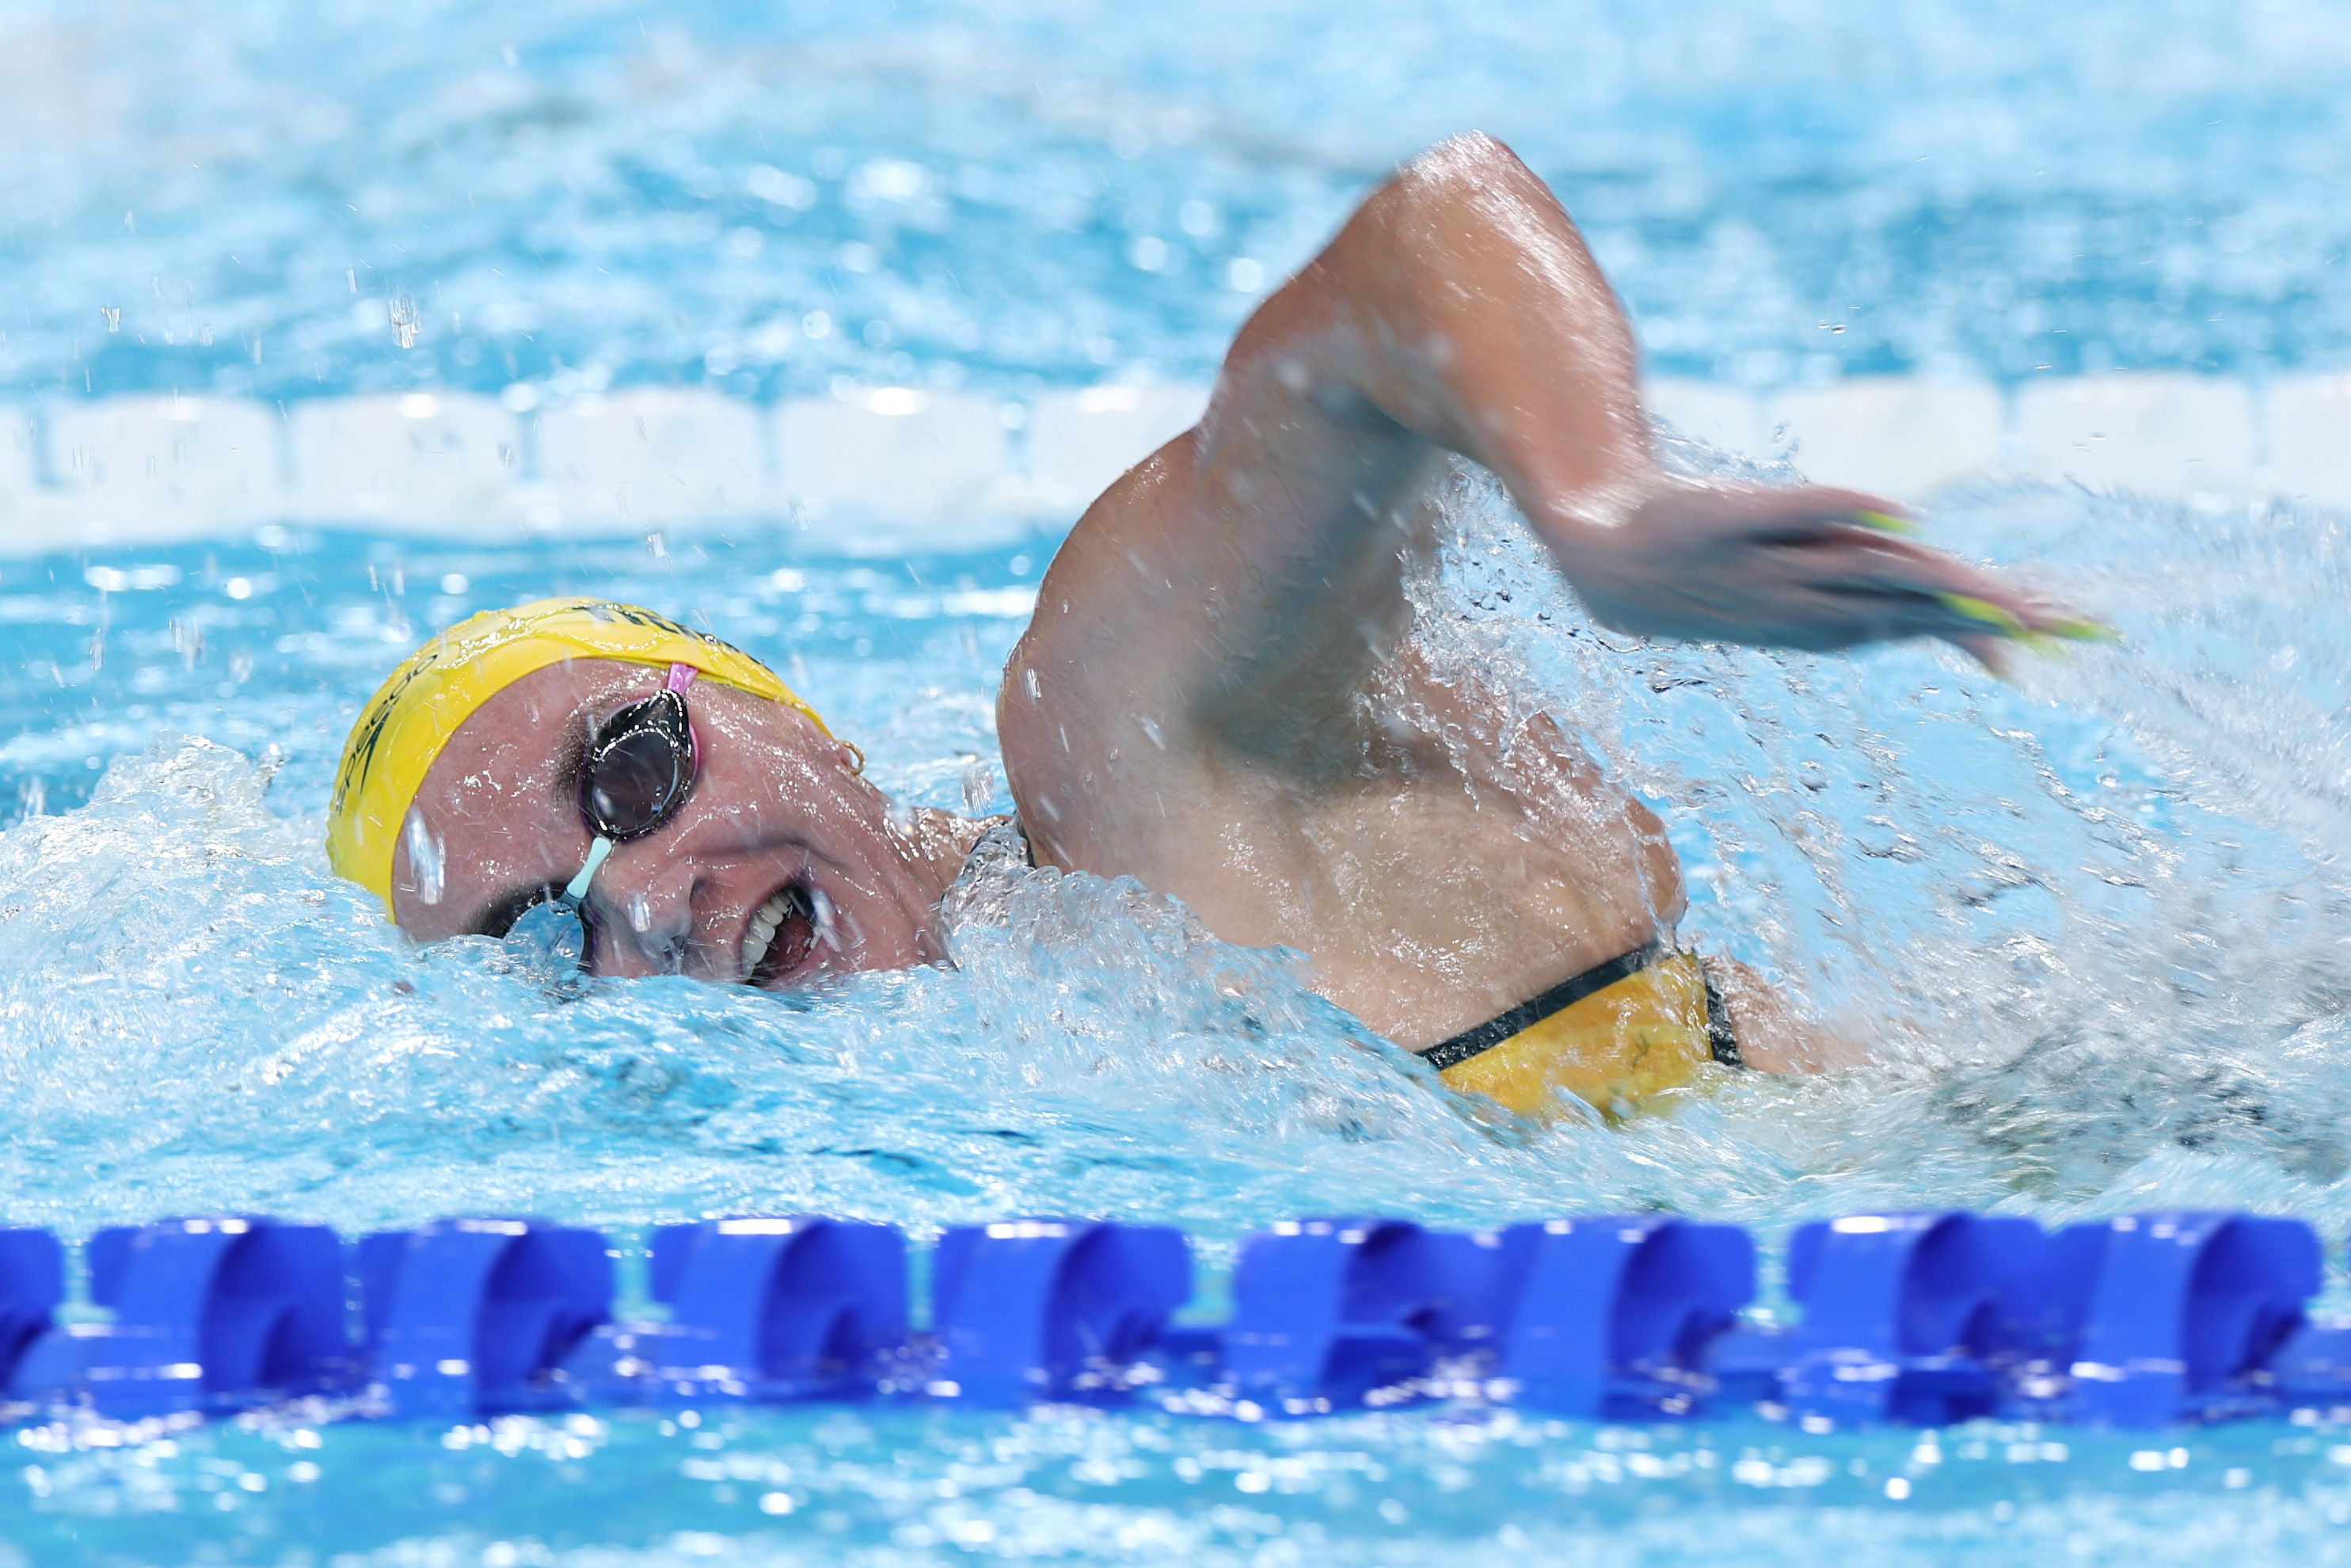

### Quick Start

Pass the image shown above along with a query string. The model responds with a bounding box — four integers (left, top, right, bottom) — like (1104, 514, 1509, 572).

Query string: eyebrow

(550, 702, 595, 809)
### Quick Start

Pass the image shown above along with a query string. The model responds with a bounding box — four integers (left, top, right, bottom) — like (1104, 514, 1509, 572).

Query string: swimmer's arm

(1007, 134, 2078, 815)
(1706, 954, 1874, 1074)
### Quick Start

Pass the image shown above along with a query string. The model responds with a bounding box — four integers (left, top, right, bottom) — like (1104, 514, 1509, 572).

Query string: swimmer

(327, 135, 2090, 1116)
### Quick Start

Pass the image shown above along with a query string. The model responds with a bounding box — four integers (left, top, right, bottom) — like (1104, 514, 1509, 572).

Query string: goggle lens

(504, 894, 590, 969)
(502, 667, 702, 976)
(583, 688, 693, 842)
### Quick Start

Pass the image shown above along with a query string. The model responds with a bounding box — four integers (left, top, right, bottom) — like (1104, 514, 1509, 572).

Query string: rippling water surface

(6, 0, 2351, 1561)
(6, 473, 2351, 1562)
(2, 0, 2347, 399)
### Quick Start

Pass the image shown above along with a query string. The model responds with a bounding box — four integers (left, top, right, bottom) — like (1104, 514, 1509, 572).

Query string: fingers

(1617, 481, 2113, 660)
(1957, 633, 2014, 681)
(1756, 520, 2110, 653)
(1715, 482, 1911, 529)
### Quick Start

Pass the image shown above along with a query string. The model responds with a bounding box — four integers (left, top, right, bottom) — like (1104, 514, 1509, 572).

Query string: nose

(585, 839, 702, 977)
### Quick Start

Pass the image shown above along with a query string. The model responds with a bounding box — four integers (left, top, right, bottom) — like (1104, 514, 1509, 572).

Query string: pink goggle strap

(666, 662, 698, 694)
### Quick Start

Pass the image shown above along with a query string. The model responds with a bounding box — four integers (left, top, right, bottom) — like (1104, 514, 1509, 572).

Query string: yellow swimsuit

(997, 821, 1734, 1118)
(1417, 942, 1741, 1117)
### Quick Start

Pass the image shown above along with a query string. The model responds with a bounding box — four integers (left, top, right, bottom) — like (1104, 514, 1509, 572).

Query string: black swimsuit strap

(1415, 940, 1671, 1073)
(1701, 966, 1744, 1068)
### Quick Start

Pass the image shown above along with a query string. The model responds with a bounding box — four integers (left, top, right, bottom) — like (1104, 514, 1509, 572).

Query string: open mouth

(740, 880, 821, 988)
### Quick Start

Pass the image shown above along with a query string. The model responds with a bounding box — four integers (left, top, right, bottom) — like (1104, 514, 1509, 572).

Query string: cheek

(828, 850, 938, 964)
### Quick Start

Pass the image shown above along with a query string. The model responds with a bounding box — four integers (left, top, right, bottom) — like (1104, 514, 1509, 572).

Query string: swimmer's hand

(1552, 479, 2102, 672)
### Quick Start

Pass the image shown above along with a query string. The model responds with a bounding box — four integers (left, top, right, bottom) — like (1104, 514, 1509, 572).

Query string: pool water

(6, 0, 2351, 1563)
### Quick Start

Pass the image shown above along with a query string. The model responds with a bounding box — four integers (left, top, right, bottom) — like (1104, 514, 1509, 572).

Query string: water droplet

(388, 292, 420, 348)
(100, 306, 120, 333)
(402, 808, 445, 905)
(171, 618, 204, 671)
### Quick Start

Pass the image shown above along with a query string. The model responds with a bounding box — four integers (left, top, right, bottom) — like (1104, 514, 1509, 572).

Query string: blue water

(2, 0, 2348, 405)
(7, 0, 2351, 1563)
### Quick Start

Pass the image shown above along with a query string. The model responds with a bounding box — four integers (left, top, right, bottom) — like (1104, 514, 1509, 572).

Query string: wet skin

(394, 133, 2082, 1067)
(391, 658, 978, 986)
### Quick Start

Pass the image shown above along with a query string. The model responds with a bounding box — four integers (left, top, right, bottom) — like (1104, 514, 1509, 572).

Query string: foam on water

(7, 465, 2351, 1247)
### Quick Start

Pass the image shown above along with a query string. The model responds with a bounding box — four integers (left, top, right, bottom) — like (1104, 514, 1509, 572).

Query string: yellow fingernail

(1855, 509, 1921, 535)
(1938, 593, 2030, 637)
(2046, 615, 2119, 643)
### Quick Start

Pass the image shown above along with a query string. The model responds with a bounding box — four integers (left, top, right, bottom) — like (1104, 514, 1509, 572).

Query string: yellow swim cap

(326, 596, 839, 916)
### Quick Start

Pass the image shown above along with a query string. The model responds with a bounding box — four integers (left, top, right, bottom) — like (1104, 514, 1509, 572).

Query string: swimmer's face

(391, 659, 942, 986)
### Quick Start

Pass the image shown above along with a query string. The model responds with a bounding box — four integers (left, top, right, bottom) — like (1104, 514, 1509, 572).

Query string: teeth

(740, 888, 798, 980)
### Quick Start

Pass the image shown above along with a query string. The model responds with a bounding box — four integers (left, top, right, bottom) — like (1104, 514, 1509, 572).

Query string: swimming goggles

(506, 663, 699, 967)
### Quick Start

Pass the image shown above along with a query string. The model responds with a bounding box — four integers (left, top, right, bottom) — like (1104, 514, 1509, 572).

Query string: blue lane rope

(0, 1209, 2345, 1428)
